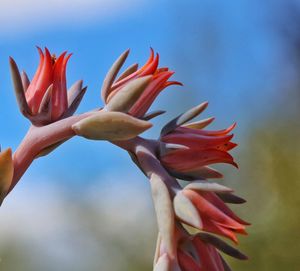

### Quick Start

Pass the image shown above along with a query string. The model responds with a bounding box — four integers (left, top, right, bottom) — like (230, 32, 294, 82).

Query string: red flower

(178, 233, 248, 271)
(182, 189, 248, 243)
(102, 49, 182, 118)
(25, 47, 70, 121)
(178, 237, 225, 271)
(160, 104, 238, 180)
(9, 47, 86, 126)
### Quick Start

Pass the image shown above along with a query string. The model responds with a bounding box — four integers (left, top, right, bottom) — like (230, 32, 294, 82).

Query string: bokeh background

(0, 0, 299, 270)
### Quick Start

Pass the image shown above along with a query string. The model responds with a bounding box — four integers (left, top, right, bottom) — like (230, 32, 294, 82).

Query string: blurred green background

(0, 0, 300, 270)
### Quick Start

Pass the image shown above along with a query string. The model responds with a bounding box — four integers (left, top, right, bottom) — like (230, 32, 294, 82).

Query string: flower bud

(72, 111, 152, 141)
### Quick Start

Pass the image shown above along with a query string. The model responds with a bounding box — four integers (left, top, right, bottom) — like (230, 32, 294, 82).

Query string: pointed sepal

(101, 49, 130, 102)
(199, 233, 248, 260)
(105, 76, 151, 113)
(184, 181, 233, 193)
(9, 57, 32, 117)
(173, 191, 203, 229)
(161, 102, 208, 136)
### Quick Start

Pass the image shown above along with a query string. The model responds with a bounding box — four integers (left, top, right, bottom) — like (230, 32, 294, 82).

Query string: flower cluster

(176, 230, 248, 271)
(10, 47, 86, 125)
(1, 47, 249, 271)
(101, 48, 182, 118)
(160, 107, 237, 178)
(148, 101, 249, 271)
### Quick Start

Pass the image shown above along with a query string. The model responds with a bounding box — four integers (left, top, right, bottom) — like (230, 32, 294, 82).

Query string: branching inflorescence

(0, 47, 249, 271)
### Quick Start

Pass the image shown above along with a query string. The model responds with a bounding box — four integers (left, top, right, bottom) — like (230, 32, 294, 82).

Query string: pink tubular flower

(154, 222, 248, 271)
(153, 101, 249, 270)
(178, 238, 224, 271)
(182, 189, 248, 243)
(25, 47, 70, 121)
(159, 102, 238, 180)
(9, 47, 86, 126)
(101, 49, 182, 118)
(177, 233, 247, 271)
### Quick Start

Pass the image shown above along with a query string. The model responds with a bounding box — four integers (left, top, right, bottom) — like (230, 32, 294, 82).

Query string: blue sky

(0, 0, 292, 187)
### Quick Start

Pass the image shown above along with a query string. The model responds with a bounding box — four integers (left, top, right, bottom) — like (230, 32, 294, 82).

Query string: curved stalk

(9, 112, 94, 193)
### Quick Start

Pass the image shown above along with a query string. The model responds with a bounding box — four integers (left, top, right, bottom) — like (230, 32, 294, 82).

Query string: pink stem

(113, 137, 181, 192)
(9, 112, 94, 193)
(114, 137, 181, 268)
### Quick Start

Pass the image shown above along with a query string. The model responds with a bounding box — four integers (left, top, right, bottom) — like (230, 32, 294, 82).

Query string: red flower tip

(164, 81, 183, 88)
(104, 48, 181, 118)
(160, 105, 238, 178)
(25, 47, 71, 123)
(171, 225, 247, 271)
(179, 189, 247, 243)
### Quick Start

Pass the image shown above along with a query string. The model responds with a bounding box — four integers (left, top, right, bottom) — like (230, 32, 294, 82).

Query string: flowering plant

(0, 47, 249, 271)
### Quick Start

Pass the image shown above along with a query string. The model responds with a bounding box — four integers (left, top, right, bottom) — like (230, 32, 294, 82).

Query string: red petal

(28, 47, 44, 88)
(201, 192, 250, 226)
(155, 67, 169, 74)
(26, 47, 45, 110)
(162, 149, 237, 172)
(162, 133, 233, 150)
(139, 53, 159, 76)
(129, 71, 173, 117)
(193, 239, 225, 271)
(215, 141, 238, 151)
(140, 47, 154, 71)
(178, 249, 201, 271)
(27, 48, 53, 113)
(181, 123, 236, 137)
(183, 190, 246, 231)
(202, 219, 239, 243)
(51, 52, 69, 120)
(111, 48, 155, 91)
(161, 80, 183, 89)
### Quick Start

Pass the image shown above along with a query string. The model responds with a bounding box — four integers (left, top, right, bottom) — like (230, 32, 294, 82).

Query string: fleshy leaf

(184, 181, 233, 193)
(150, 173, 176, 257)
(161, 102, 208, 136)
(143, 110, 166, 121)
(169, 166, 223, 181)
(154, 254, 171, 271)
(116, 63, 138, 82)
(38, 84, 53, 114)
(160, 143, 189, 156)
(0, 148, 14, 205)
(183, 117, 215, 130)
(105, 76, 151, 112)
(63, 86, 87, 118)
(221, 256, 233, 271)
(21, 71, 30, 91)
(199, 233, 248, 260)
(9, 57, 31, 117)
(217, 193, 246, 204)
(67, 80, 83, 106)
(173, 191, 203, 229)
(101, 49, 130, 102)
(72, 111, 152, 141)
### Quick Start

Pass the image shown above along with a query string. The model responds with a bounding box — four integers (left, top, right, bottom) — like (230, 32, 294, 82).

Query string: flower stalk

(0, 47, 249, 271)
